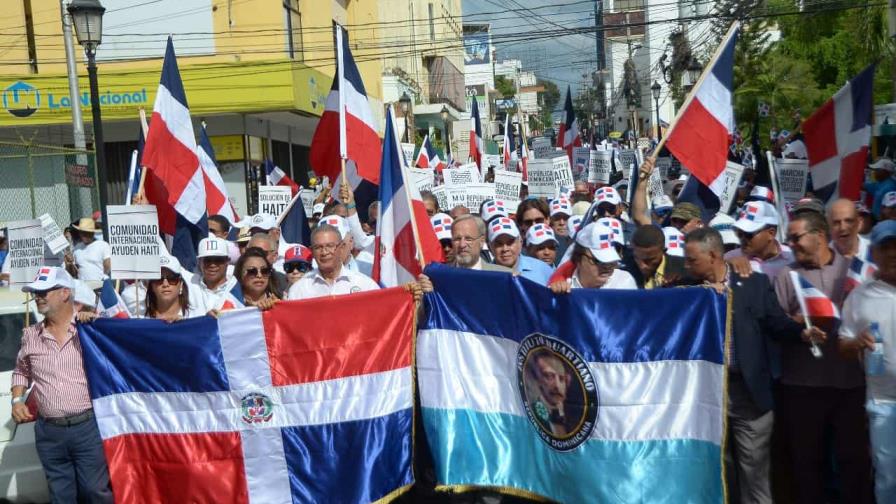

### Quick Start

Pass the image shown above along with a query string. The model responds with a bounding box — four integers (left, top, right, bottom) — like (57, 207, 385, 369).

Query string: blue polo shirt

(516, 254, 554, 285)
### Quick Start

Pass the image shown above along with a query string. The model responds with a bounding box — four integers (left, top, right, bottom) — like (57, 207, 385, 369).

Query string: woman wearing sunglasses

(235, 247, 281, 308)
(145, 256, 203, 321)
(283, 244, 313, 287)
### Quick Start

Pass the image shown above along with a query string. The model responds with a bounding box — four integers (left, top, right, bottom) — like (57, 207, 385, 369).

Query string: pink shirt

(724, 243, 794, 280)
(12, 321, 93, 418)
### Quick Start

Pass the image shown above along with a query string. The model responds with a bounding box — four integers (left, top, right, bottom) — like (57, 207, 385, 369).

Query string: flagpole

(136, 107, 150, 196)
(335, 24, 348, 184)
(649, 21, 740, 160)
(788, 271, 824, 359)
(390, 106, 427, 271)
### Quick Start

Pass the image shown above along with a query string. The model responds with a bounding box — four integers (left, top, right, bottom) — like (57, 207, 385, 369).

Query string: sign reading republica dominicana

(106, 205, 161, 280)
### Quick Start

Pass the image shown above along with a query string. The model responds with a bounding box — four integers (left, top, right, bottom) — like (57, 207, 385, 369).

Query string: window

(0, 313, 28, 373)
(284, 0, 303, 61)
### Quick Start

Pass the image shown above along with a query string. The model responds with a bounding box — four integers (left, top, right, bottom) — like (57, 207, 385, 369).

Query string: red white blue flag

(373, 107, 444, 287)
(197, 124, 239, 223)
(309, 25, 381, 186)
(789, 271, 840, 321)
(264, 160, 300, 195)
(665, 24, 739, 198)
(469, 97, 484, 172)
(557, 85, 581, 161)
(503, 113, 517, 170)
(802, 64, 876, 205)
(844, 254, 877, 294)
(78, 289, 415, 503)
(415, 134, 445, 171)
(97, 279, 130, 319)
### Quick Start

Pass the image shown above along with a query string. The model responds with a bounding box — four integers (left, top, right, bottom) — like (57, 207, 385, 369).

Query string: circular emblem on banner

(517, 333, 598, 451)
(240, 393, 274, 424)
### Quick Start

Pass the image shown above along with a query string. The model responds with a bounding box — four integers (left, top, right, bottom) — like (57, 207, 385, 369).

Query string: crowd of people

(7, 150, 896, 503)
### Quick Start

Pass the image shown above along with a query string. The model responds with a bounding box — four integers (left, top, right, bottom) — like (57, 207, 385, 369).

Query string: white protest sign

(444, 164, 480, 186)
(774, 158, 809, 203)
(484, 154, 502, 170)
(401, 143, 417, 167)
(409, 168, 435, 194)
(7, 219, 44, 286)
(572, 147, 591, 181)
(107, 205, 161, 280)
(494, 170, 523, 209)
(655, 157, 673, 180)
(527, 159, 557, 198)
(466, 183, 496, 213)
(588, 149, 612, 184)
(647, 166, 666, 204)
(532, 137, 552, 159)
(298, 189, 316, 216)
(618, 149, 638, 178)
(446, 186, 468, 210)
(552, 156, 574, 192)
(39, 213, 69, 255)
(258, 186, 293, 216)
(716, 161, 747, 213)
(431, 186, 449, 211)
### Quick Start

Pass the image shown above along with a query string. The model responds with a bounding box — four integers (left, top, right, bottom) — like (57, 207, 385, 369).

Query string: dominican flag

(802, 64, 876, 205)
(141, 36, 208, 273)
(557, 85, 581, 161)
(197, 125, 238, 222)
(469, 97, 484, 172)
(520, 126, 530, 181)
(218, 282, 245, 311)
(78, 290, 414, 502)
(664, 23, 739, 198)
(309, 25, 381, 187)
(97, 279, 130, 319)
(264, 160, 300, 195)
(277, 192, 311, 247)
(789, 271, 840, 322)
(415, 135, 444, 171)
(503, 114, 517, 170)
(844, 255, 877, 294)
(373, 107, 444, 287)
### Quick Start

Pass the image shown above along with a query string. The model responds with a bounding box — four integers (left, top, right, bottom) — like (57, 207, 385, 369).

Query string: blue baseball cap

(871, 220, 896, 246)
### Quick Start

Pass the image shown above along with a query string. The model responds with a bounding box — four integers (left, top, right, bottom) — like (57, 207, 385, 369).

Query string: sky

(462, 0, 601, 95)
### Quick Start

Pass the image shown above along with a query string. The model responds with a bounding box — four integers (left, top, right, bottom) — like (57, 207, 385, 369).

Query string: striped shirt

(12, 321, 93, 418)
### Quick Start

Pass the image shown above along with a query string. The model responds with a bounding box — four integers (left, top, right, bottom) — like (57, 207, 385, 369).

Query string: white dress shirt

(287, 265, 379, 300)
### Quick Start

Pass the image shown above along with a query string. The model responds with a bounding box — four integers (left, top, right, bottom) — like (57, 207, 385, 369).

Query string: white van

(0, 288, 49, 502)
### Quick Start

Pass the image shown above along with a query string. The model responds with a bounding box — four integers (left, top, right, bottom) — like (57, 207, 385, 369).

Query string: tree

(494, 75, 516, 98)
(535, 78, 560, 130)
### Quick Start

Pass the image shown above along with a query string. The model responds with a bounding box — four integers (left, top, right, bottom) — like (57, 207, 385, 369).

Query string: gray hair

(248, 232, 277, 251)
(684, 227, 725, 255)
(311, 223, 341, 242)
(453, 214, 486, 238)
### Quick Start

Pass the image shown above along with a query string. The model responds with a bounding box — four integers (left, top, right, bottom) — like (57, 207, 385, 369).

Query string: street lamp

(685, 58, 703, 90)
(67, 0, 109, 238)
(399, 92, 411, 142)
(651, 81, 662, 141)
(440, 105, 451, 163)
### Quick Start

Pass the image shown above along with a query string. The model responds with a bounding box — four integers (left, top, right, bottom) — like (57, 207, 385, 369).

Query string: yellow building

(0, 0, 383, 218)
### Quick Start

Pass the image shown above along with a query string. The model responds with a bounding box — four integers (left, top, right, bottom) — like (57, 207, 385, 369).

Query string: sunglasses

(151, 274, 182, 285)
(596, 204, 617, 215)
(244, 267, 272, 278)
(522, 217, 546, 226)
(284, 262, 312, 274)
(32, 287, 61, 298)
(202, 256, 229, 265)
(736, 229, 762, 241)
(582, 254, 618, 272)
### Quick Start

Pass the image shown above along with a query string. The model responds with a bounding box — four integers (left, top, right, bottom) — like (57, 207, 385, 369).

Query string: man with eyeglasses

(487, 217, 553, 284)
(11, 266, 113, 502)
(287, 223, 379, 299)
(450, 215, 511, 272)
(192, 237, 237, 310)
(725, 201, 793, 279)
(771, 211, 873, 504)
(550, 223, 636, 292)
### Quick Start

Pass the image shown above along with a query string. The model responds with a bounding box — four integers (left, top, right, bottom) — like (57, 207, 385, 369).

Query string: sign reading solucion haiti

(2, 80, 147, 118)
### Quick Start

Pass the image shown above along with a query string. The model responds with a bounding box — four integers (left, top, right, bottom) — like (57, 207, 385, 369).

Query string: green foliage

(535, 78, 561, 129)
(494, 76, 516, 98)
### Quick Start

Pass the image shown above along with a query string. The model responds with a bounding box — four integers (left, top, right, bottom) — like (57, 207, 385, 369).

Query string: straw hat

(72, 217, 98, 233)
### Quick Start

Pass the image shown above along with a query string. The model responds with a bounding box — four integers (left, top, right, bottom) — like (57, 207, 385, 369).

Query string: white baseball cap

(709, 212, 739, 246)
(318, 214, 350, 239)
(734, 201, 780, 233)
(652, 195, 674, 211)
(870, 158, 895, 172)
(526, 223, 558, 246)
(663, 227, 685, 257)
(239, 213, 278, 231)
(197, 237, 230, 258)
(567, 215, 584, 236)
(593, 187, 622, 206)
(159, 255, 183, 275)
(571, 201, 591, 216)
(487, 217, 520, 242)
(312, 203, 325, 216)
(748, 186, 775, 204)
(884, 191, 896, 209)
(596, 217, 625, 246)
(575, 223, 621, 263)
(480, 199, 510, 223)
(549, 198, 572, 218)
(430, 213, 453, 241)
(22, 266, 74, 293)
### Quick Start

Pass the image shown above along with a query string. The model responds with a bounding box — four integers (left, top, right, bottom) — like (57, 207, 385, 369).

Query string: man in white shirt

(550, 223, 637, 292)
(725, 201, 793, 279)
(287, 223, 379, 300)
(192, 237, 237, 309)
(828, 198, 870, 260)
(68, 217, 111, 284)
(838, 220, 896, 504)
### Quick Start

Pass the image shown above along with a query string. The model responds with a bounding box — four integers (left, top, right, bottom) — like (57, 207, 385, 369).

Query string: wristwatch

(11, 396, 25, 406)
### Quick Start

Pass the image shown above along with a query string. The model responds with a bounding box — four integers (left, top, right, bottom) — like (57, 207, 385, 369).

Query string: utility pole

(889, 0, 895, 100)
(593, 0, 606, 139)
(60, 0, 91, 216)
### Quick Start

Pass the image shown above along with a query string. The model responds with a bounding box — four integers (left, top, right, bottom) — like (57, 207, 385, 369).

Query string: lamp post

(398, 92, 411, 143)
(67, 0, 109, 238)
(651, 81, 662, 141)
(440, 105, 451, 163)
(684, 58, 703, 93)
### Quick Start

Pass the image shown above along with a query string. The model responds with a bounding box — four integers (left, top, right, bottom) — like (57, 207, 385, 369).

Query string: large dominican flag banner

(78, 288, 415, 503)
(556, 85, 581, 161)
(418, 265, 726, 502)
(802, 64, 876, 205)
(665, 23, 739, 198)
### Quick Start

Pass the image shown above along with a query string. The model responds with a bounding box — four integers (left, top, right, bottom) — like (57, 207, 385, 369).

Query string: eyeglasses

(452, 235, 482, 244)
(596, 204, 617, 215)
(32, 288, 61, 298)
(202, 256, 229, 265)
(244, 267, 272, 278)
(582, 254, 618, 272)
(311, 242, 340, 253)
(151, 274, 182, 285)
(785, 231, 810, 244)
(736, 229, 761, 241)
(522, 217, 546, 226)
(284, 262, 312, 274)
